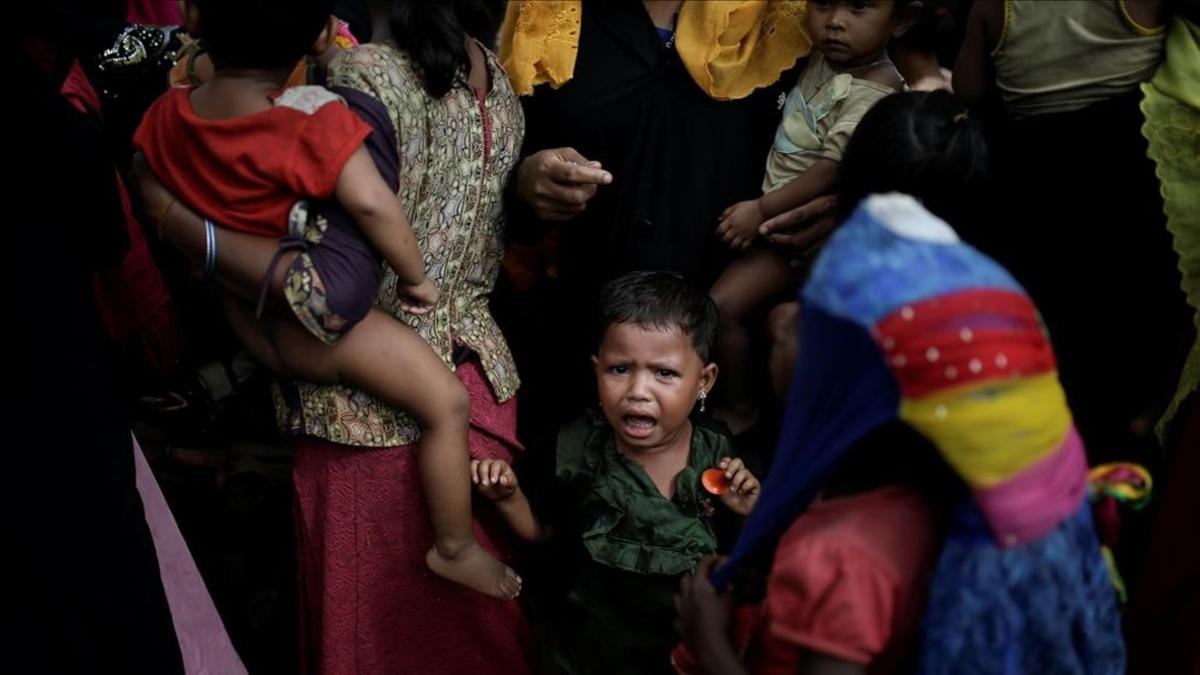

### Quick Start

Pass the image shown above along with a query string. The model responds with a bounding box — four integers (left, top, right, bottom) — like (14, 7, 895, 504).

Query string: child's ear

(699, 362, 719, 396)
(892, 0, 922, 39)
(591, 354, 601, 374)
(181, 0, 202, 38)
(312, 15, 340, 55)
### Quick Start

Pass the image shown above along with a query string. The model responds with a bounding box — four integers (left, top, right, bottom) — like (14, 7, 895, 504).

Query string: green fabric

(1150, 19, 1200, 109)
(546, 412, 732, 675)
(556, 412, 724, 575)
(1143, 18, 1200, 438)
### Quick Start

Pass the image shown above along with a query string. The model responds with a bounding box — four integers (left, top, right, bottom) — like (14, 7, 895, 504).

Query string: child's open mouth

(621, 414, 657, 438)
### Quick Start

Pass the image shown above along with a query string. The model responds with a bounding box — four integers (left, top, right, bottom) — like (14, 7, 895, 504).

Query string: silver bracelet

(203, 219, 216, 278)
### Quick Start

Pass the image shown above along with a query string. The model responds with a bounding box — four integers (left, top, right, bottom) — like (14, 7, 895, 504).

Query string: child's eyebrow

(646, 357, 684, 370)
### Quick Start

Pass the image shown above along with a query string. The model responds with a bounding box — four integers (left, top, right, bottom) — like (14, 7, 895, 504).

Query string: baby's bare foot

(426, 542, 521, 599)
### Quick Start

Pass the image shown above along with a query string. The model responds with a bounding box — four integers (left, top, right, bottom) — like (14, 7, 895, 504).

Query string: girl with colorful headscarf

(676, 91, 991, 675)
(710, 191, 1125, 673)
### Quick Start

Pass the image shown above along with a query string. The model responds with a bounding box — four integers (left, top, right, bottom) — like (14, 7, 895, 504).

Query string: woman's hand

(676, 555, 745, 675)
(759, 193, 839, 258)
(516, 147, 612, 221)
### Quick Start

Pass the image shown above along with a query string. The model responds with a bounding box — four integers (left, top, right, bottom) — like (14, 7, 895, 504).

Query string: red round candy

(702, 468, 730, 495)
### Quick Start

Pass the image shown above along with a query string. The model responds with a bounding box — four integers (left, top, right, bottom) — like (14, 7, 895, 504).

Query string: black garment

(34, 0, 178, 172)
(9, 50, 184, 675)
(502, 0, 798, 431)
(980, 91, 1193, 461)
(1124, 394, 1200, 675)
(517, 0, 792, 288)
(333, 0, 372, 44)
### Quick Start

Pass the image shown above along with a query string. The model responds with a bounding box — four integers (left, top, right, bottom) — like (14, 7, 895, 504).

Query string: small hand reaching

(397, 277, 439, 314)
(471, 458, 519, 502)
(716, 457, 761, 516)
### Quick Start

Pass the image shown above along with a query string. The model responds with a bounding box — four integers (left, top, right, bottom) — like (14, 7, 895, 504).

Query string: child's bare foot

(426, 541, 521, 599)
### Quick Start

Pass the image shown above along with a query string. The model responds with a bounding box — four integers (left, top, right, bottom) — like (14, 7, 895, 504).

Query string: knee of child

(434, 377, 471, 427)
(710, 287, 744, 325)
(415, 378, 471, 430)
(767, 301, 800, 344)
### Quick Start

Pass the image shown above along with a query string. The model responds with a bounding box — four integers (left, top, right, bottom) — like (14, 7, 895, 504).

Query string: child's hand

(716, 199, 766, 251)
(675, 555, 735, 665)
(471, 459, 519, 502)
(397, 277, 439, 314)
(716, 457, 760, 516)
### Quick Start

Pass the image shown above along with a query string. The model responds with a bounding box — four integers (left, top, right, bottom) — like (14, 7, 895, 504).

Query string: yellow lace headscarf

(500, 1, 812, 101)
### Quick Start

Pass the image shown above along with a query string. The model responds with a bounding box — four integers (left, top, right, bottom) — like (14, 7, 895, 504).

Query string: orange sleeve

(764, 539, 898, 666)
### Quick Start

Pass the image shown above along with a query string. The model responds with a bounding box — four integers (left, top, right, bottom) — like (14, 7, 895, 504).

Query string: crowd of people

(15, 0, 1198, 673)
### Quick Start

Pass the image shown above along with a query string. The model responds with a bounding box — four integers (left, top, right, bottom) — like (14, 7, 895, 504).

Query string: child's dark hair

(837, 90, 989, 231)
(597, 272, 719, 362)
(891, 0, 961, 65)
(194, 0, 333, 71)
(823, 420, 959, 506)
(389, 0, 506, 99)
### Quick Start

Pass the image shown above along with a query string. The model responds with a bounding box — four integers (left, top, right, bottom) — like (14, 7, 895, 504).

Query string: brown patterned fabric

(275, 41, 525, 447)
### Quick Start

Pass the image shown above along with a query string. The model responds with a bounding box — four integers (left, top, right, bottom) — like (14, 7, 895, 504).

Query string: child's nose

(626, 372, 653, 400)
(826, 8, 848, 29)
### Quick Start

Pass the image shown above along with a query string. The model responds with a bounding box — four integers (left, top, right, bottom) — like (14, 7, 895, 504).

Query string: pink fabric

(292, 359, 534, 675)
(126, 0, 182, 25)
(972, 425, 1088, 548)
(133, 436, 247, 675)
(63, 61, 181, 376)
(750, 487, 938, 675)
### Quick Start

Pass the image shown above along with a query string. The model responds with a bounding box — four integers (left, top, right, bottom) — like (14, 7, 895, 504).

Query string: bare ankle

(433, 535, 477, 560)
